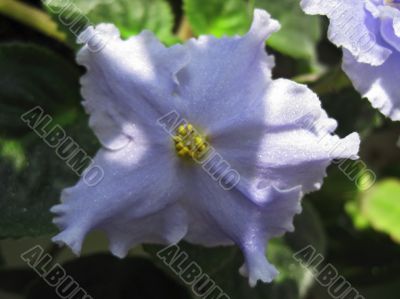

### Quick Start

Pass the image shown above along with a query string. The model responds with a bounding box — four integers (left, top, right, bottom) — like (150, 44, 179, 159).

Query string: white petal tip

(239, 264, 248, 277)
(50, 204, 66, 214)
(240, 260, 278, 286)
(77, 24, 120, 52)
(110, 245, 129, 259)
(248, 267, 278, 287)
(249, 9, 281, 41)
(330, 132, 361, 160)
(52, 234, 82, 256)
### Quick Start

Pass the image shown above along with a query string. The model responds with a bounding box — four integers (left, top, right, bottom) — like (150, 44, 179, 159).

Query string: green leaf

(361, 179, 400, 243)
(0, 43, 98, 238)
(183, 0, 252, 37)
(345, 199, 370, 230)
(0, 0, 66, 42)
(183, 0, 321, 60)
(0, 43, 80, 136)
(255, 0, 321, 60)
(45, 0, 177, 47)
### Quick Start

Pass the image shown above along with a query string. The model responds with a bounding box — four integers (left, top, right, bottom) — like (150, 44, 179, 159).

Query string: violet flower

(51, 9, 360, 286)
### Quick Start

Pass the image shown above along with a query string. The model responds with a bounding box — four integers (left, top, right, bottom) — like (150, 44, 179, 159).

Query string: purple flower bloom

(51, 9, 360, 286)
(301, 0, 400, 120)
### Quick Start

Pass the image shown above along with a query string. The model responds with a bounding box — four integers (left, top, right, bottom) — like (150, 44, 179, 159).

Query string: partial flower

(51, 9, 360, 286)
(301, 0, 400, 120)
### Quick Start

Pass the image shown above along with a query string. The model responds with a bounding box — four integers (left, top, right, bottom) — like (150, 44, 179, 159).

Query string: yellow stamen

(173, 136, 182, 142)
(176, 142, 184, 150)
(178, 125, 187, 136)
(178, 147, 189, 156)
(173, 123, 209, 160)
(194, 136, 203, 146)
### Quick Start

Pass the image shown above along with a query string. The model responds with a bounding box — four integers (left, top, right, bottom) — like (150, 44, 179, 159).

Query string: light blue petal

(51, 8, 362, 288)
(211, 79, 360, 194)
(176, 9, 280, 132)
(301, 0, 391, 65)
(185, 169, 302, 287)
(77, 24, 190, 150)
(308, 0, 400, 121)
(343, 49, 400, 120)
(381, 18, 400, 51)
(103, 204, 187, 258)
(367, 1, 400, 37)
(185, 79, 358, 286)
(51, 141, 186, 255)
(374, 2, 400, 37)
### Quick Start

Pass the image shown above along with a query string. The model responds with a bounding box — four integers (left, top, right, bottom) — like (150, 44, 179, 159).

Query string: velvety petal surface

(381, 18, 400, 51)
(211, 79, 360, 196)
(176, 9, 280, 133)
(301, 0, 391, 65)
(52, 140, 187, 255)
(367, 0, 400, 39)
(183, 79, 359, 286)
(342, 49, 400, 120)
(302, 0, 400, 121)
(184, 168, 302, 287)
(51, 8, 362, 288)
(77, 24, 189, 150)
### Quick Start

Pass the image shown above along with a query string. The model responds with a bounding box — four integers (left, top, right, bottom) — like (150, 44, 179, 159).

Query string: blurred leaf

(0, 267, 36, 294)
(361, 179, 400, 243)
(307, 167, 360, 228)
(0, 140, 25, 171)
(319, 88, 383, 137)
(286, 202, 327, 255)
(25, 254, 189, 299)
(183, 0, 321, 62)
(0, 43, 80, 137)
(183, 0, 251, 37)
(345, 199, 370, 230)
(280, 201, 326, 298)
(0, 247, 4, 267)
(266, 240, 313, 299)
(309, 67, 351, 95)
(145, 202, 325, 299)
(310, 275, 400, 299)
(207, 247, 302, 299)
(0, 43, 97, 238)
(0, 0, 65, 42)
(360, 126, 400, 174)
(255, 0, 321, 60)
(146, 243, 302, 299)
(357, 278, 400, 299)
(45, 0, 177, 48)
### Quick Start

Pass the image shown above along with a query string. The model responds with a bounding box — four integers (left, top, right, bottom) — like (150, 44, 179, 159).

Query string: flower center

(173, 123, 209, 160)
(385, 0, 400, 8)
